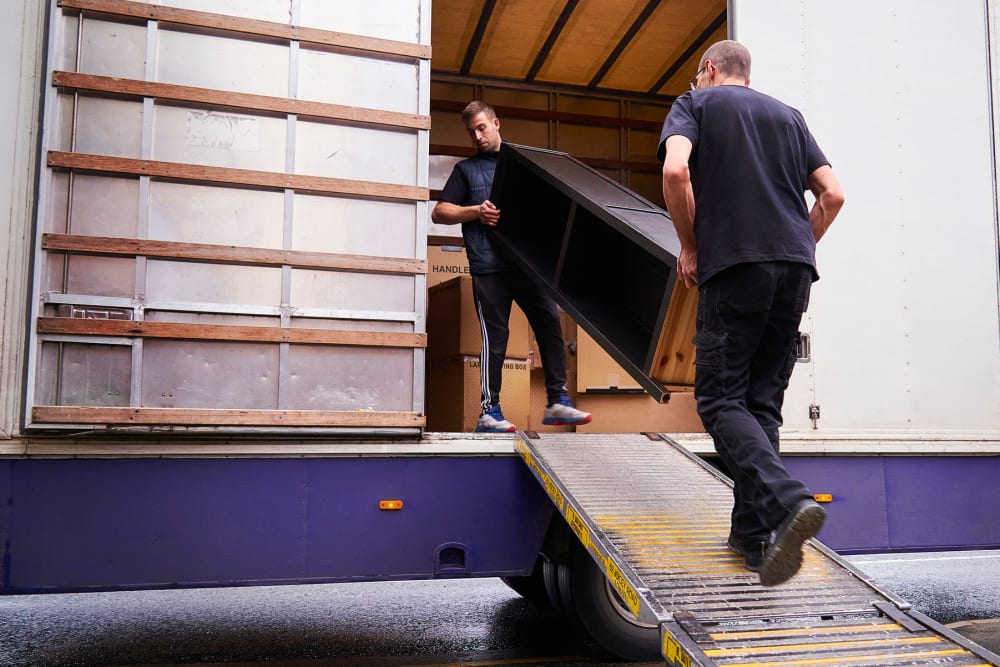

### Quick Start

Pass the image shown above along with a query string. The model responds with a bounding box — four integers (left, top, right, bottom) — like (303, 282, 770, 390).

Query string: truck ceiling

(431, 0, 726, 101)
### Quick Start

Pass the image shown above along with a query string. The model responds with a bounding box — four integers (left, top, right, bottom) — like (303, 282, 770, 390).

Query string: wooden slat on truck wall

(47, 152, 429, 202)
(52, 71, 431, 131)
(42, 234, 427, 276)
(33, 406, 425, 427)
(57, 0, 431, 60)
(36, 318, 426, 349)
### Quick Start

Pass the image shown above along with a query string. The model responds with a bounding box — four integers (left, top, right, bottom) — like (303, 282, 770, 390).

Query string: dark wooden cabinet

(491, 143, 696, 402)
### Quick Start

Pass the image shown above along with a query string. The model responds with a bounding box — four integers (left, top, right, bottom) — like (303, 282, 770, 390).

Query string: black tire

(567, 543, 660, 661)
(542, 557, 571, 616)
(499, 554, 549, 606)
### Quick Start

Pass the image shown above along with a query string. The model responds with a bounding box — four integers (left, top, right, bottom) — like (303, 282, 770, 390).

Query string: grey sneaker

(476, 404, 516, 433)
(543, 396, 592, 425)
(758, 499, 826, 586)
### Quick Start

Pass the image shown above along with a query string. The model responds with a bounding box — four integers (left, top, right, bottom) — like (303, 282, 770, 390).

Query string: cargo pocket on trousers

(693, 330, 726, 397)
(777, 338, 798, 390)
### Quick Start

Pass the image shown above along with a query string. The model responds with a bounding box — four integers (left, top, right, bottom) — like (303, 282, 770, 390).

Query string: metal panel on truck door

(28, 0, 431, 432)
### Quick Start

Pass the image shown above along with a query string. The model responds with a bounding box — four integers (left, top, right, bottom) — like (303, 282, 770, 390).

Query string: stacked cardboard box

(426, 274, 530, 360)
(426, 356, 531, 432)
(530, 311, 703, 434)
(574, 391, 703, 434)
(426, 245, 471, 288)
(575, 328, 643, 392)
(424, 251, 703, 434)
(425, 273, 530, 431)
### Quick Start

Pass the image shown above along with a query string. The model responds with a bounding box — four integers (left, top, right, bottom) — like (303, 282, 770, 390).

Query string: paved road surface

(1, 550, 997, 666)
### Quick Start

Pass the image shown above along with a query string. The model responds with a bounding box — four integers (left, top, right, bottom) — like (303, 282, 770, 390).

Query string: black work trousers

(694, 261, 816, 544)
(471, 271, 567, 412)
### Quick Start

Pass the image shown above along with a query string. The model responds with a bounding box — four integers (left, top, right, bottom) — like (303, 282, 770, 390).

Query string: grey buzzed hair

(700, 40, 751, 82)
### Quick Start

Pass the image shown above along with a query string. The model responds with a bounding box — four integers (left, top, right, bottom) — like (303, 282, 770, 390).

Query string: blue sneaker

(476, 404, 516, 433)
(543, 395, 592, 425)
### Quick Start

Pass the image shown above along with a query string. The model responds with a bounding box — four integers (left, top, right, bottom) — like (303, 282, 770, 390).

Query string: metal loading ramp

(514, 432, 1000, 667)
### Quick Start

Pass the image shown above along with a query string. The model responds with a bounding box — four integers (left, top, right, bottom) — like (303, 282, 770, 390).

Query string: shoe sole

(542, 415, 592, 426)
(475, 426, 516, 433)
(758, 503, 826, 587)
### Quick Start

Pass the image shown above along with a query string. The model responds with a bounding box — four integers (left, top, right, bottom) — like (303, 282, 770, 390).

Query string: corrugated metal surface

(516, 432, 1000, 666)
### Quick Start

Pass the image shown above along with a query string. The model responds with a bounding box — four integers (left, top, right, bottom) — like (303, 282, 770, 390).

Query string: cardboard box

(427, 245, 470, 288)
(427, 275, 530, 360)
(528, 308, 576, 370)
(574, 390, 704, 434)
(426, 355, 530, 432)
(526, 367, 576, 433)
(576, 327, 643, 392)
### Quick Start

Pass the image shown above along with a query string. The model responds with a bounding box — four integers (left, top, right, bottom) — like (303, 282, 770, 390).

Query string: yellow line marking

(403, 656, 594, 667)
(721, 648, 971, 667)
(705, 635, 943, 656)
(712, 623, 902, 640)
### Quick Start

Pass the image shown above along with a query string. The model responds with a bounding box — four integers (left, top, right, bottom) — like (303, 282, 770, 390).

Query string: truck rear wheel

(499, 554, 549, 606)
(567, 543, 660, 661)
(541, 557, 575, 617)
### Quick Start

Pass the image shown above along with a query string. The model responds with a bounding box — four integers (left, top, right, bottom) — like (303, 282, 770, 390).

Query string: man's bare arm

(431, 200, 501, 228)
(661, 134, 698, 287)
(806, 165, 845, 242)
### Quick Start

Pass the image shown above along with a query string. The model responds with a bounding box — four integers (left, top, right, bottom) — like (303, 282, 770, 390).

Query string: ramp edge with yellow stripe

(514, 431, 1000, 667)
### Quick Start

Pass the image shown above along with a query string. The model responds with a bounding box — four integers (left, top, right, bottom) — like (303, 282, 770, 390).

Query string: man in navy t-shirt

(659, 40, 844, 586)
(432, 101, 592, 433)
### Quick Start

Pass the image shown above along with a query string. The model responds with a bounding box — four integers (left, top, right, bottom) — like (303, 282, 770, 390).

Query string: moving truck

(1, 0, 998, 660)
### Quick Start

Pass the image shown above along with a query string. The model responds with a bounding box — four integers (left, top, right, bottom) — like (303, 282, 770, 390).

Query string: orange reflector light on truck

(379, 500, 404, 511)
(814, 493, 833, 503)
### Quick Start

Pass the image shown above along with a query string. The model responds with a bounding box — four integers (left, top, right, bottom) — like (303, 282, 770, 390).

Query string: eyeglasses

(689, 64, 712, 91)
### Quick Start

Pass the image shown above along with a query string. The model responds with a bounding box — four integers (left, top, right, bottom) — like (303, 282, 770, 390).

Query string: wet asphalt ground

(1, 550, 998, 666)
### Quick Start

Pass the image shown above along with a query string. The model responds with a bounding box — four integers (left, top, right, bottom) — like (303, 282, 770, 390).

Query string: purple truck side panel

(783, 456, 892, 552)
(3, 453, 998, 593)
(784, 456, 1000, 553)
(0, 456, 553, 594)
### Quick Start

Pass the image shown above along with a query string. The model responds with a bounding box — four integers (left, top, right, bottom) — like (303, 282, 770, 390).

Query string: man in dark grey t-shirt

(659, 40, 844, 586)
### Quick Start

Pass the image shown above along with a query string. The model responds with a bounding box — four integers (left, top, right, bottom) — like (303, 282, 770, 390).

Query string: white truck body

(734, 0, 1000, 450)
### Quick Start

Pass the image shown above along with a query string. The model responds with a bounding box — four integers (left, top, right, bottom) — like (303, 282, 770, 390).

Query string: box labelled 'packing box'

(425, 355, 530, 432)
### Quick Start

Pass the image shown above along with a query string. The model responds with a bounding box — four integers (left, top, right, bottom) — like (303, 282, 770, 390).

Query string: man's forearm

(661, 136, 697, 251)
(807, 165, 845, 242)
(662, 173, 697, 250)
(662, 163, 699, 288)
(810, 193, 837, 242)
(431, 201, 477, 225)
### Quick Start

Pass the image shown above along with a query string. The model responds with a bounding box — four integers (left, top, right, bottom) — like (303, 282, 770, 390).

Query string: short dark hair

(462, 100, 497, 123)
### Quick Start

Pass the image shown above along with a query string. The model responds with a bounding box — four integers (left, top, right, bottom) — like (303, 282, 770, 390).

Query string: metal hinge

(809, 404, 821, 429)
(56, 304, 133, 320)
(796, 332, 811, 362)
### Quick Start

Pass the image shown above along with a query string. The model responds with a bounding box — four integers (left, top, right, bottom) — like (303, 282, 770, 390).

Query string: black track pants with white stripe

(471, 271, 568, 412)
